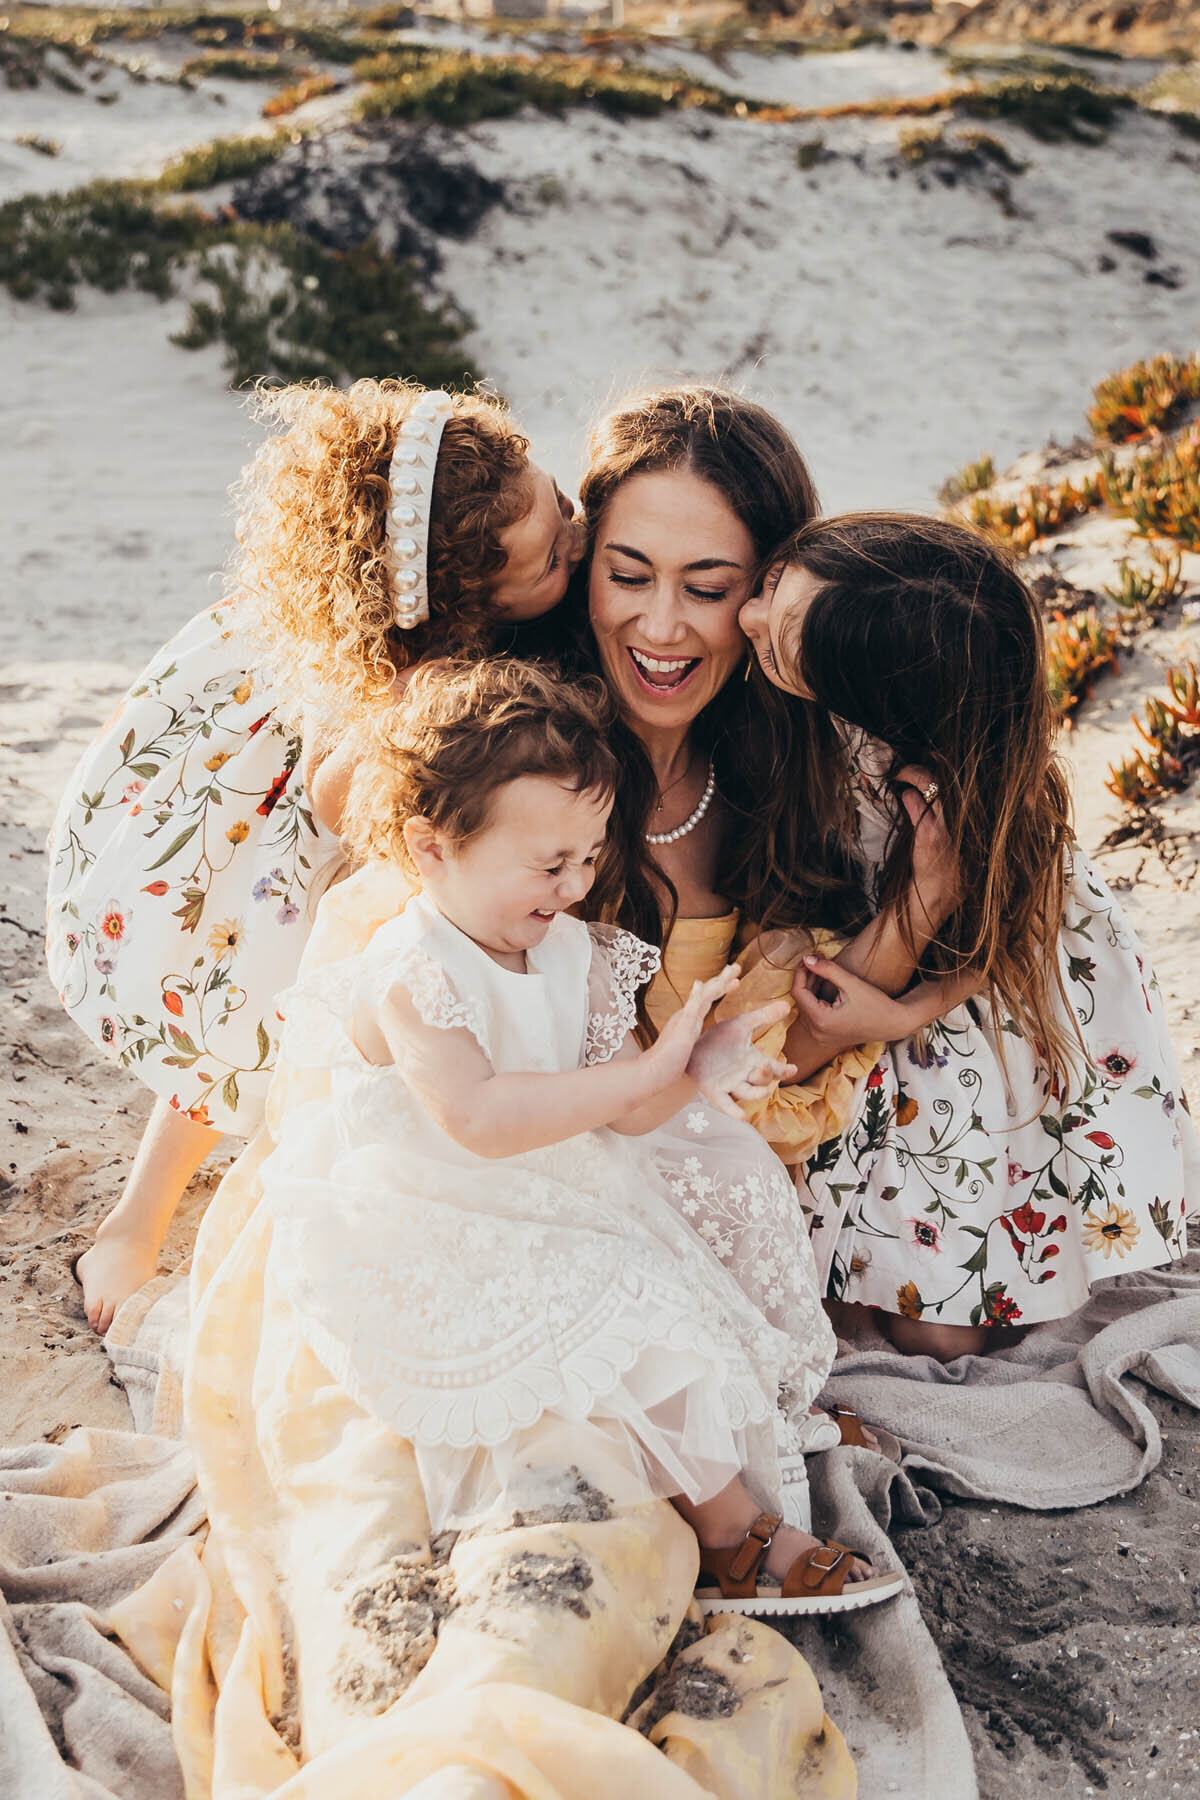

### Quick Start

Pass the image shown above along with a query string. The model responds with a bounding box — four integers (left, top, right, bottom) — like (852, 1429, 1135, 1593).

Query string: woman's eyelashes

(606, 570, 730, 603)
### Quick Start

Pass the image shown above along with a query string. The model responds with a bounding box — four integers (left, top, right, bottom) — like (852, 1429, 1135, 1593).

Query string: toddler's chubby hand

(646, 964, 744, 1089)
(685, 999, 796, 1121)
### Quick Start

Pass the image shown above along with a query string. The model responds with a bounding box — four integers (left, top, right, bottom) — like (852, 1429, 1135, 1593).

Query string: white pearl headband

(384, 388, 454, 630)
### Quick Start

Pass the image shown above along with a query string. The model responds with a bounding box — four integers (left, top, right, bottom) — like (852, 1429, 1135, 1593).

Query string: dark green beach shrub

(0, 178, 473, 387)
(957, 76, 1132, 144)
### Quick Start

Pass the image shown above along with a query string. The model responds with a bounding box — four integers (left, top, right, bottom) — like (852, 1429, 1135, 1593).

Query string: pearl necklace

(646, 758, 716, 847)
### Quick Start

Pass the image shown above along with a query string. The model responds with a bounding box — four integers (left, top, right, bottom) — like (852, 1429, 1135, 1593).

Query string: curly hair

(230, 379, 535, 723)
(343, 657, 620, 877)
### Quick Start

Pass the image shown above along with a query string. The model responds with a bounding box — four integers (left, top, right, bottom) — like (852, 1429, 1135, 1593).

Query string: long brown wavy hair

(526, 382, 866, 947)
(231, 379, 534, 723)
(770, 512, 1078, 1082)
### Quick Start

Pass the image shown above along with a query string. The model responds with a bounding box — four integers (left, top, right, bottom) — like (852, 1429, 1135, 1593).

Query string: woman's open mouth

(626, 647, 701, 696)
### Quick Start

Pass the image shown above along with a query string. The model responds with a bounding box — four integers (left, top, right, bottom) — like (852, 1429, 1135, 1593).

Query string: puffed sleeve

(714, 923, 882, 1166)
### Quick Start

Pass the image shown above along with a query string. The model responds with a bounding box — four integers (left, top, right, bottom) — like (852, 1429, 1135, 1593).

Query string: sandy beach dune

(2, 15, 1198, 1794)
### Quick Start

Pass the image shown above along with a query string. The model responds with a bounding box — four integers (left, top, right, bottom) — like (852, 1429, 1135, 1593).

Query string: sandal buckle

(727, 1512, 780, 1585)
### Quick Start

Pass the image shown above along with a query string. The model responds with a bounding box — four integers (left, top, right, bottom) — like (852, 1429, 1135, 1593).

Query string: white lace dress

(260, 894, 834, 1530)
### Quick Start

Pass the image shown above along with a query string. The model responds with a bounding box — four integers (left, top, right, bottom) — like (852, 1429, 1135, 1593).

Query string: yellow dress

(107, 868, 858, 1800)
(648, 913, 882, 1168)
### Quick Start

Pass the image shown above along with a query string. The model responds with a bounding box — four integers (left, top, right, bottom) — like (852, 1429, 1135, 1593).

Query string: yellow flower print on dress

(205, 751, 231, 772)
(207, 918, 244, 961)
(232, 679, 253, 705)
(226, 820, 250, 845)
(896, 1281, 924, 1319)
(1082, 1203, 1141, 1260)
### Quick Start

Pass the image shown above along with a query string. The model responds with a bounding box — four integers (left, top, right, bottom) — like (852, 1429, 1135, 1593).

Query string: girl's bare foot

(75, 1228, 161, 1335)
(74, 1094, 221, 1335)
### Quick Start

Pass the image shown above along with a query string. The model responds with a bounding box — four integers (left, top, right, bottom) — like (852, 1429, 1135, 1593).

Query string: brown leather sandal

(822, 1403, 903, 1464)
(696, 1512, 905, 1617)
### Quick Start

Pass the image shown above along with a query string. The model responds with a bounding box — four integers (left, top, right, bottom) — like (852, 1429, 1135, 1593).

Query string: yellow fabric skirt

(108, 866, 858, 1800)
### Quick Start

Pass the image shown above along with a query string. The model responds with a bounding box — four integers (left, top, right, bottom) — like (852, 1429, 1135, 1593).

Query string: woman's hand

(685, 1003, 796, 1121)
(793, 954, 921, 1046)
(794, 953, 981, 1046)
(894, 763, 961, 928)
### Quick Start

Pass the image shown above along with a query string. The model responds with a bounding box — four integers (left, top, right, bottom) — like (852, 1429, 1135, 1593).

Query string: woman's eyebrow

(604, 542, 743, 571)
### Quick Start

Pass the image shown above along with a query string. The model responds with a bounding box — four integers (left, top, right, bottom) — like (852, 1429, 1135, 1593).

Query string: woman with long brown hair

(741, 512, 1197, 1360)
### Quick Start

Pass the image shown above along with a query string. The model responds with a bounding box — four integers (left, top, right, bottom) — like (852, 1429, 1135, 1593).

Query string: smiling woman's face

(587, 468, 754, 734)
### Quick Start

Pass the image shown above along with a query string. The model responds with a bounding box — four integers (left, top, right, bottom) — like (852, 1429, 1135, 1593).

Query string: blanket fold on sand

(823, 1259, 1200, 1510)
(3, 1252, 1197, 1799)
(2, 865, 1195, 1799)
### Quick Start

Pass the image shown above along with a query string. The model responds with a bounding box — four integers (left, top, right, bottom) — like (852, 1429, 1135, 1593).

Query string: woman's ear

(403, 815, 445, 875)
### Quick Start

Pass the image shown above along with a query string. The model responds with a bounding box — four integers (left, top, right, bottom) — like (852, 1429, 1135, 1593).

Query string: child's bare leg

(76, 1096, 222, 1334)
(883, 1314, 988, 1361)
(674, 1475, 875, 1584)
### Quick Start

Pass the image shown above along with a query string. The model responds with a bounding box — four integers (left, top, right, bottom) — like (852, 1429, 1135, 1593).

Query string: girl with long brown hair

(741, 512, 1197, 1360)
(47, 378, 584, 1334)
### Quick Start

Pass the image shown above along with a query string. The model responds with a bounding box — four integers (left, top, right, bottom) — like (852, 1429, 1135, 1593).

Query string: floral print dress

(45, 604, 344, 1135)
(804, 746, 1197, 1329)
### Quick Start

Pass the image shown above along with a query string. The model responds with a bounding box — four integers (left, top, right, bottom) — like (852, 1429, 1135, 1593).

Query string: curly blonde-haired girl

(46, 377, 583, 1335)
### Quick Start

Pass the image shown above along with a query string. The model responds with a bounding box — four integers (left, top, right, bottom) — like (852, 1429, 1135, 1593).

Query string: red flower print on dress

(1085, 1130, 1116, 1149)
(257, 768, 292, 818)
(866, 1066, 884, 1089)
(98, 1016, 117, 1046)
(163, 991, 184, 1017)
(121, 779, 146, 806)
(141, 881, 169, 897)
(98, 902, 128, 946)
(984, 1288, 1022, 1325)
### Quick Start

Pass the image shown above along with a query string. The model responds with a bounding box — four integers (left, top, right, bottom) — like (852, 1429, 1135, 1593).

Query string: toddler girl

(262, 656, 904, 1617)
(741, 512, 1197, 1360)
(47, 379, 583, 1332)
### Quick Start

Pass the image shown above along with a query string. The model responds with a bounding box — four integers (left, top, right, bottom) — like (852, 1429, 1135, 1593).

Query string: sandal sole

(696, 1571, 905, 1618)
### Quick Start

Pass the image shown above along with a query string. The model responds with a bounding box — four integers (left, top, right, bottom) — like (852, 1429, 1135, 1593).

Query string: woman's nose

(638, 583, 687, 646)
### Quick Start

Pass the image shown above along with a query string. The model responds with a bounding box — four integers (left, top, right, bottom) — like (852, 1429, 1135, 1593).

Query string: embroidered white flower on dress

(686, 1109, 709, 1135)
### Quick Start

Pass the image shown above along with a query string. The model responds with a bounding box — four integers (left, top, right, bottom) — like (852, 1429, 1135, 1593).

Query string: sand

(1, 20, 1198, 1797)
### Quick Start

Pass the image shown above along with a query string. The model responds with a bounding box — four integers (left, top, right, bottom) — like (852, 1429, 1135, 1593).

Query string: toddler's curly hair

(344, 658, 620, 875)
(230, 379, 534, 720)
